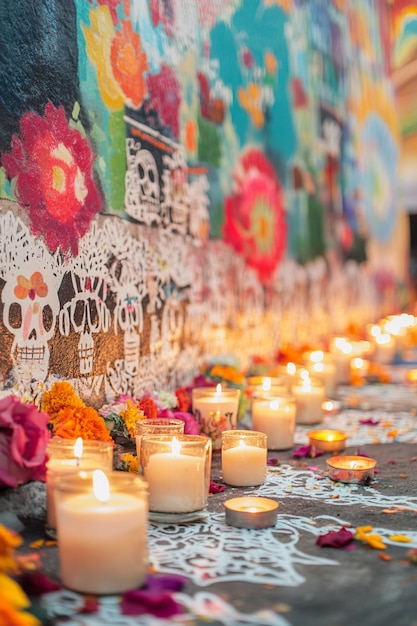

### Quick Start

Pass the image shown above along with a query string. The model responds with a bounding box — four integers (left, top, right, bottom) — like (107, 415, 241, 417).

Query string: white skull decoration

(2, 267, 60, 381)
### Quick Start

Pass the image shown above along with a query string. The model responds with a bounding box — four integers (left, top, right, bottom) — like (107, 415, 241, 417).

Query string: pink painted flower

(2, 102, 102, 255)
(223, 149, 286, 283)
(0, 396, 51, 488)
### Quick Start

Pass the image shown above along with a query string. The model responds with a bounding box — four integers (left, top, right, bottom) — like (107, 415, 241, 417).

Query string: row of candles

(45, 314, 415, 597)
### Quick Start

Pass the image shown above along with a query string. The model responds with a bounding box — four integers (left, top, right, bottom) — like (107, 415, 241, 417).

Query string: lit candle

(221, 430, 267, 486)
(246, 376, 288, 398)
(55, 470, 148, 594)
(372, 332, 396, 365)
(329, 337, 354, 385)
(308, 429, 346, 453)
(46, 437, 114, 537)
(135, 418, 184, 472)
(142, 435, 211, 513)
(224, 496, 278, 528)
(251, 396, 296, 450)
(192, 384, 240, 449)
(326, 455, 377, 483)
(291, 372, 325, 425)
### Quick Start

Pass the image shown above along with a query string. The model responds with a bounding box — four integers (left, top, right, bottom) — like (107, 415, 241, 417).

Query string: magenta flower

(209, 480, 225, 494)
(292, 445, 323, 459)
(0, 395, 51, 488)
(316, 527, 355, 549)
(121, 574, 187, 618)
(157, 408, 200, 435)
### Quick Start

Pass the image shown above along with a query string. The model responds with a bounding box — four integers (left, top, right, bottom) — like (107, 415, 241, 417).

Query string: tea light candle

(251, 396, 296, 450)
(224, 496, 278, 529)
(46, 437, 114, 536)
(291, 373, 325, 425)
(326, 455, 377, 483)
(221, 430, 267, 486)
(308, 429, 346, 453)
(142, 435, 211, 513)
(55, 470, 148, 594)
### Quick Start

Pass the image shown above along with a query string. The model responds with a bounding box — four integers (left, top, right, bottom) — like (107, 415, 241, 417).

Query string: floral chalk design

(223, 149, 286, 284)
(2, 102, 102, 255)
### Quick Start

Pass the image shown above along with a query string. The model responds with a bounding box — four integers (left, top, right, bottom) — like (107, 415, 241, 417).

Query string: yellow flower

(120, 401, 143, 439)
(0, 526, 22, 574)
(120, 453, 139, 473)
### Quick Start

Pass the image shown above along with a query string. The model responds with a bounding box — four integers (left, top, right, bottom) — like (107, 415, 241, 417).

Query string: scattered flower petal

(209, 480, 225, 494)
(144, 573, 188, 593)
(379, 553, 392, 561)
(407, 548, 417, 564)
(292, 445, 323, 459)
(18, 572, 61, 597)
(359, 418, 380, 426)
(316, 527, 355, 549)
(267, 457, 280, 466)
(389, 535, 412, 543)
(120, 590, 184, 618)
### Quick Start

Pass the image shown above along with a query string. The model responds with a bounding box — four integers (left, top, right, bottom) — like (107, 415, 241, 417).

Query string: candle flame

(313, 362, 324, 373)
(286, 362, 296, 375)
(93, 469, 110, 503)
(215, 383, 222, 395)
(310, 350, 324, 363)
(262, 377, 271, 391)
(171, 436, 181, 456)
(239, 439, 246, 448)
(376, 333, 391, 345)
(73, 437, 83, 461)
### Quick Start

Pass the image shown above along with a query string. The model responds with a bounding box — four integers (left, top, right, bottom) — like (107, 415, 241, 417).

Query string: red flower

(2, 102, 102, 255)
(223, 149, 286, 283)
(0, 396, 51, 488)
(316, 527, 355, 549)
(138, 397, 158, 420)
(175, 387, 191, 412)
(146, 64, 181, 138)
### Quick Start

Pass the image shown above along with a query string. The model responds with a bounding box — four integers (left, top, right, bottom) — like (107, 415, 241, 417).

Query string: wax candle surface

(252, 399, 295, 450)
(57, 492, 148, 594)
(291, 382, 325, 424)
(222, 442, 267, 486)
(144, 452, 206, 513)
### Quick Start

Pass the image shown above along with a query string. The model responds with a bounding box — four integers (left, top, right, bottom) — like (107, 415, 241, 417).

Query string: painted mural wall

(0, 0, 407, 405)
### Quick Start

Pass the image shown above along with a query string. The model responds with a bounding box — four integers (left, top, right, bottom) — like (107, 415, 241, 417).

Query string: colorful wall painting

(0, 0, 408, 404)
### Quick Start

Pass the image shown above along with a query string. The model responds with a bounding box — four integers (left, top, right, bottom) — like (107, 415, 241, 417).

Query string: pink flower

(157, 408, 200, 435)
(0, 396, 51, 488)
(316, 527, 355, 549)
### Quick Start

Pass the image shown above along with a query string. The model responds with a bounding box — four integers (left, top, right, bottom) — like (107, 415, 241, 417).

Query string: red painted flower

(2, 102, 102, 255)
(146, 64, 181, 138)
(223, 149, 286, 283)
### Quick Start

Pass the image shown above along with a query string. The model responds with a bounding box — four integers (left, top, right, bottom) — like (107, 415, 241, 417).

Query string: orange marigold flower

(138, 397, 158, 419)
(209, 365, 245, 385)
(52, 406, 113, 442)
(0, 526, 22, 574)
(0, 589, 40, 626)
(175, 387, 191, 412)
(120, 401, 143, 438)
(41, 381, 85, 428)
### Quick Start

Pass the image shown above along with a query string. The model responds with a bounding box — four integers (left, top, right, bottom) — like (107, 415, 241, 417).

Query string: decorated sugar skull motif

(59, 222, 111, 376)
(125, 139, 161, 225)
(2, 267, 60, 382)
(161, 150, 189, 234)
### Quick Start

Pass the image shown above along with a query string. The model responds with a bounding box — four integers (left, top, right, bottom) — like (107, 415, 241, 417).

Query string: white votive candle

(142, 435, 211, 513)
(291, 375, 325, 425)
(251, 396, 296, 450)
(330, 337, 354, 385)
(55, 470, 148, 595)
(46, 437, 114, 535)
(221, 430, 267, 486)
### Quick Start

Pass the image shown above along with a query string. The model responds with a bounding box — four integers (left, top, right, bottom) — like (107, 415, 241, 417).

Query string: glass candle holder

(246, 375, 288, 399)
(291, 373, 325, 425)
(46, 437, 114, 538)
(192, 384, 240, 450)
(251, 396, 296, 450)
(141, 434, 212, 520)
(221, 430, 267, 487)
(135, 419, 184, 471)
(54, 470, 148, 595)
